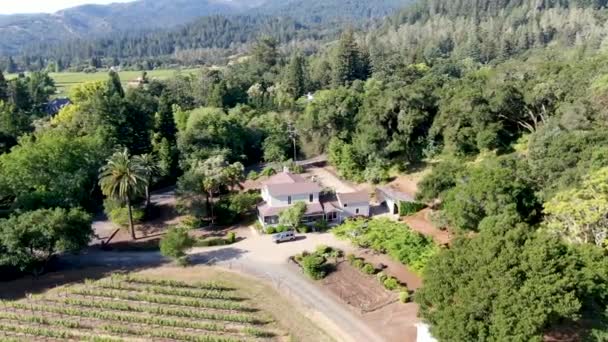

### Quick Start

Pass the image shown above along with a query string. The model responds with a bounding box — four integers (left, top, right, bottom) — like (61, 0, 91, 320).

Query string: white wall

(341, 203, 370, 219)
(267, 191, 319, 207)
(385, 198, 399, 215)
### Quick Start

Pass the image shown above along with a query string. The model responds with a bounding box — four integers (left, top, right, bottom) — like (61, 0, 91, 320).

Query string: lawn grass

(6, 69, 200, 97)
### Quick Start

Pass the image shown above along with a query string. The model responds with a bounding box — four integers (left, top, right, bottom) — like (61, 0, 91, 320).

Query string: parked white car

(272, 231, 296, 243)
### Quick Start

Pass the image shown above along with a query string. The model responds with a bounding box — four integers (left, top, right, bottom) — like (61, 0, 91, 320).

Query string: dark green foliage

(415, 213, 608, 341)
(416, 159, 466, 202)
(399, 201, 426, 216)
(332, 30, 371, 87)
(283, 52, 308, 100)
(0, 208, 92, 272)
(106, 71, 125, 98)
(0, 70, 7, 101)
(442, 156, 541, 231)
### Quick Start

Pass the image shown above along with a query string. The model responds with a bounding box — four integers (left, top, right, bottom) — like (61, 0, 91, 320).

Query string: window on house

(309, 194, 314, 203)
(356, 208, 360, 214)
(288, 196, 292, 204)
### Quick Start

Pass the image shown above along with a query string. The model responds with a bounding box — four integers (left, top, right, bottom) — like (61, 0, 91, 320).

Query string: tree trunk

(209, 191, 215, 226)
(126, 197, 136, 240)
(145, 186, 151, 210)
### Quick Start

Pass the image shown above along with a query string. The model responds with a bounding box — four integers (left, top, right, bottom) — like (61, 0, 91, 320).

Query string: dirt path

(402, 209, 451, 245)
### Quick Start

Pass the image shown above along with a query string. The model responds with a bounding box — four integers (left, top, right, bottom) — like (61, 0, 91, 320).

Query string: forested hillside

(0, 0, 412, 58)
(374, 0, 608, 62)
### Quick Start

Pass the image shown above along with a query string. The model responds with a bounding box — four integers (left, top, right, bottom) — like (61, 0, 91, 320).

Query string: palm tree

(199, 156, 228, 226)
(133, 154, 160, 210)
(99, 149, 147, 240)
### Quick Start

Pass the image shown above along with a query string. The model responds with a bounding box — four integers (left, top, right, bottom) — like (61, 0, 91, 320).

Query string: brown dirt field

(364, 302, 419, 342)
(316, 258, 421, 342)
(353, 249, 423, 291)
(402, 209, 452, 245)
(320, 262, 397, 313)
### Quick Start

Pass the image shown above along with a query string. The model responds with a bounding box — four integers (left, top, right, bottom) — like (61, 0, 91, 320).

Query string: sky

(0, 0, 136, 14)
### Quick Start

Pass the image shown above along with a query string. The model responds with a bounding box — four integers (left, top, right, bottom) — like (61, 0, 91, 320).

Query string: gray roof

(377, 186, 415, 202)
(266, 182, 323, 197)
(336, 191, 369, 205)
(262, 172, 306, 185)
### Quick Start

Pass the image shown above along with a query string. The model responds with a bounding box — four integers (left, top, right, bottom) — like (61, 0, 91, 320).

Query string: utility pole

(288, 122, 297, 162)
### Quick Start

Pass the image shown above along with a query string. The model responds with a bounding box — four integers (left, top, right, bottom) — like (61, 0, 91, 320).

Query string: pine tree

(154, 93, 177, 144)
(332, 30, 361, 87)
(284, 52, 307, 99)
(0, 70, 7, 102)
(106, 70, 125, 98)
(208, 81, 228, 108)
(6, 57, 17, 74)
(252, 36, 279, 70)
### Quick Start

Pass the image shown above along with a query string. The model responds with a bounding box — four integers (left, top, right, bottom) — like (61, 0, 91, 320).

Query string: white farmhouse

(257, 171, 370, 228)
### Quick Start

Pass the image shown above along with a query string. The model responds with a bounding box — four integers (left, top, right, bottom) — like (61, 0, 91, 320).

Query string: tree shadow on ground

(0, 263, 163, 301)
(189, 247, 249, 266)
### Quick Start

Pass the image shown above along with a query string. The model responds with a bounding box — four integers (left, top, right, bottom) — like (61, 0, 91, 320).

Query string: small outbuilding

(376, 185, 415, 215)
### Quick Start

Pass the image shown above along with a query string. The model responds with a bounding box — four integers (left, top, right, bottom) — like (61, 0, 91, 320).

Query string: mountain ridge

(0, 0, 413, 56)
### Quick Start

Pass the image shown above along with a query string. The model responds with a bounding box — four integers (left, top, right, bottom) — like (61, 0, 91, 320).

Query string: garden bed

(320, 261, 397, 313)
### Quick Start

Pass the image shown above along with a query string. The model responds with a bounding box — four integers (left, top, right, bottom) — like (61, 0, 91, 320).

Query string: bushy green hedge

(399, 201, 427, 216)
(300, 255, 327, 280)
(193, 232, 238, 247)
(333, 218, 437, 273)
(294, 246, 343, 280)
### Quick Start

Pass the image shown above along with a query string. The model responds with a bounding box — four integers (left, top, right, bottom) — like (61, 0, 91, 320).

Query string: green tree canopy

(416, 212, 608, 341)
(0, 208, 92, 272)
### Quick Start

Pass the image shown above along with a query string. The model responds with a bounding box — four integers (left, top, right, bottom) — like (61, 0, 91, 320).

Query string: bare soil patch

(320, 262, 396, 313)
(402, 208, 452, 246)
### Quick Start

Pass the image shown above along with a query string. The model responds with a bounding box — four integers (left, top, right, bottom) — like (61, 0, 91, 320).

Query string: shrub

(181, 215, 203, 229)
(275, 225, 290, 233)
(362, 263, 377, 275)
(346, 253, 357, 263)
(260, 167, 277, 177)
(160, 227, 194, 265)
(265, 226, 277, 234)
(248, 171, 259, 180)
(315, 245, 331, 255)
(399, 201, 427, 216)
(297, 225, 310, 233)
(352, 258, 365, 269)
(399, 291, 410, 303)
(383, 277, 400, 291)
(377, 272, 388, 283)
(226, 232, 237, 244)
(313, 220, 330, 232)
(300, 255, 327, 280)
